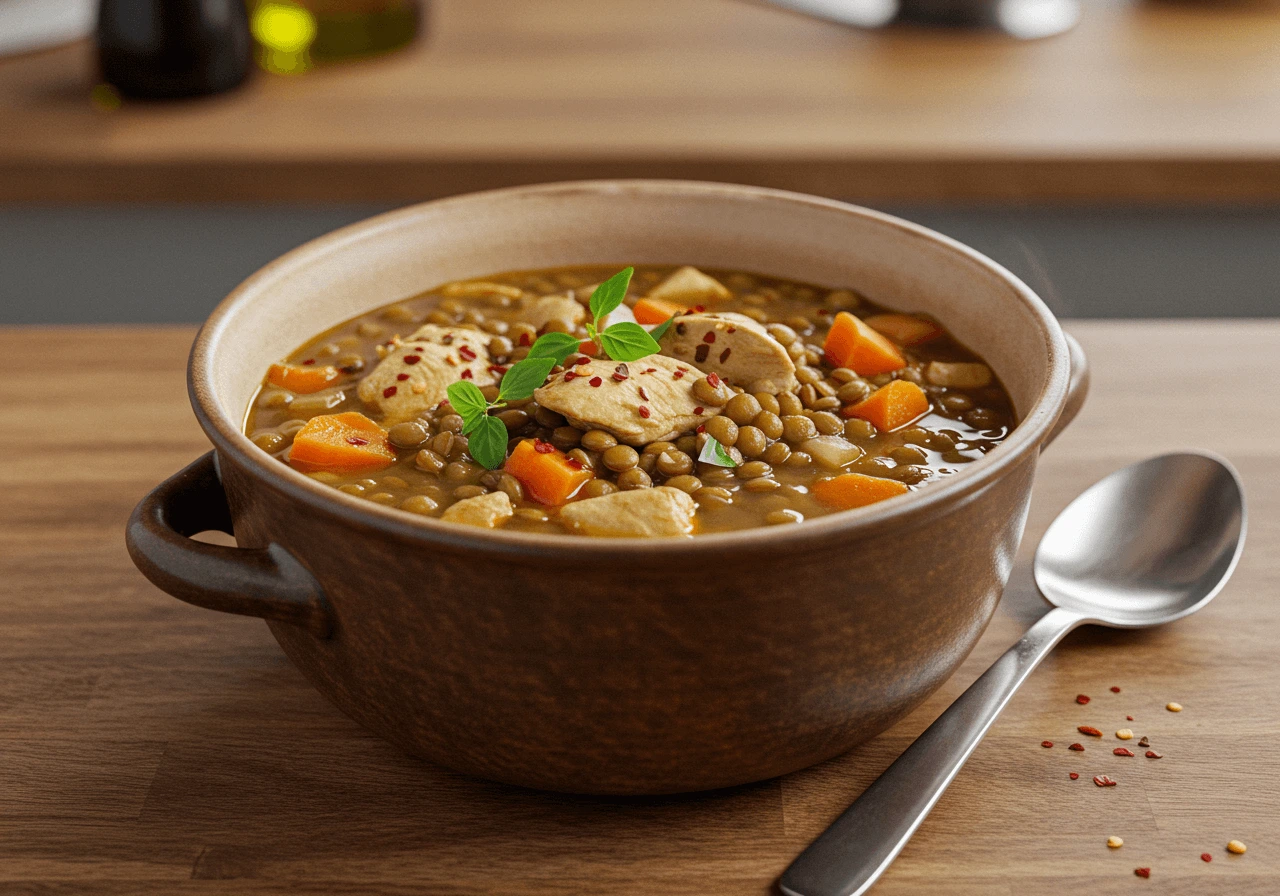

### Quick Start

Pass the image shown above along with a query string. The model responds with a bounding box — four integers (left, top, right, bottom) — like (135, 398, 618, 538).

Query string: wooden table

(3, 0, 1280, 203)
(3, 321, 1277, 894)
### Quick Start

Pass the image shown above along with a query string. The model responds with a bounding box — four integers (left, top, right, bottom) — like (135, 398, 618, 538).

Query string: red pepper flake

(443, 334, 454, 345)
(644, 367, 656, 374)
(460, 369, 473, 380)
(1041, 741, 1054, 748)
(1069, 772, 1080, 780)
(1201, 853, 1212, 863)
(707, 372, 722, 387)
(1093, 775, 1117, 787)
(693, 305, 706, 312)
(533, 440, 556, 454)
(693, 406, 704, 415)
(565, 458, 584, 471)
(346, 436, 368, 446)
(703, 331, 716, 344)
(719, 347, 733, 364)
(1127, 715, 1135, 721)
(1145, 750, 1163, 759)
(612, 364, 630, 382)
(382, 386, 398, 398)
(1068, 743, 1085, 751)
(518, 332, 531, 347)
(302, 358, 315, 365)
(1134, 867, 1150, 879)
(488, 365, 508, 376)
(1114, 747, 1135, 757)
(574, 355, 591, 366)
(638, 405, 651, 419)
(673, 369, 685, 379)
(612, 372, 628, 382)
(727, 326, 737, 333)
(589, 376, 603, 387)
(638, 386, 650, 401)
(1078, 726, 1103, 737)
(1110, 686, 1121, 693)
(396, 373, 410, 381)
(696, 424, 706, 434)
(564, 371, 578, 381)
(1076, 694, 1091, 705)
(816, 308, 830, 316)
(458, 345, 477, 361)
(403, 354, 422, 365)
(695, 344, 710, 363)
(1138, 736, 1150, 747)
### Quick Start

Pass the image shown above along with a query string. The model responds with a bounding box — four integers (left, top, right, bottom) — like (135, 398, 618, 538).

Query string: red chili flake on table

(638, 405, 651, 419)
(1041, 741, 1054, 748)
(458, 345, 477, 361)
(403, 354, 422, 365)
(703, 332, 716, 344)
(396, 373, 410, 381)
(346, 437, 368, 446)
(1114, 747, 1135, 757)
(1138, 736, 1150, 747)
(639, 387, 650, 401)
(1076, 694, 1091, 705)
(1145, 750, 1163, 759)
(382, 386, 398, 398)
(1111, 686, 1121, 693)
(534, 440, 556, 454)
(673, 369, 685, 379)
(1068, 743, 1085, 751)
(1201, 853, 1213, 863)
(518, 332, 531, 347)
(1127, 716, 1135, 721)
(1134, 867, 1150, 879)
(589, 376, 603, 387)
(1078, 726, 1103, 737)
(302, 358, 315, 365)
(1094, 775, 1118, 787)
(693, 406, 704, 415)
(1069, 772, 1080, 780)
(460, 369, 473, 380)
(707, 372, 722, 387)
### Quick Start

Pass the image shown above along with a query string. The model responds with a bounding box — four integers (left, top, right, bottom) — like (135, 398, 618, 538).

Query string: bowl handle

(1043, 332, 1089, 449)
(126, 452, 332, 638)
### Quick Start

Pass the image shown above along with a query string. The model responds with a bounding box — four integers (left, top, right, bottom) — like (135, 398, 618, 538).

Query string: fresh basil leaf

(648, 313, 678, 342)
(598, 321, 661, 363)
(446, 380, 489, 429)
(526, 331, 581, 366)
(467, 414, 509, 470)
(498, 356, 557, 402)
(588, 266, 634, 324)
(698, 435, 739, 468)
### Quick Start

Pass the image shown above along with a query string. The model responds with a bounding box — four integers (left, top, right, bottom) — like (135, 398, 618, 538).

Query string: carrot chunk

(633, 297, 688, 325)
(823, 312, 906, 375)
(267, 362, 341, 394)
(844, 380, 930, 431)
(862, 313, 943, 347)
(811, 473, 910, 510)
(504, 438, 595, 506)
(288, 412, 396, 473)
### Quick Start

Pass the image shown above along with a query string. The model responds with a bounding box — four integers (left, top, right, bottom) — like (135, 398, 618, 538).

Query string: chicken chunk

(357, 324, 497, 424)
(440, 491, 514, 528)
(647, 266, 732, 306)
(533, 354, 722, 446)
(521, 294, 587, 332)
(559, 487, 696, 538)
(657, 312, 798, 393)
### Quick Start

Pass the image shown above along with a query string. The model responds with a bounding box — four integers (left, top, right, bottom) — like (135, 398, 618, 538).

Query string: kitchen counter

(1, 321, 1277, 894)
(2, 0, 1280, 203)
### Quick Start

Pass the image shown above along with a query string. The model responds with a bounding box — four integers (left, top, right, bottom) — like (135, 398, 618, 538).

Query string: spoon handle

(779, 606, 1085, 896)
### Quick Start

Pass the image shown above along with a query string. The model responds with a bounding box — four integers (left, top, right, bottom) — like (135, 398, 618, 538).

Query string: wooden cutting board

(1, 321, 1277, 894)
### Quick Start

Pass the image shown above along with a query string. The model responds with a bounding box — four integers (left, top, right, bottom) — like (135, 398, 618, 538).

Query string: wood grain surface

(3, 0, 1280, 203)
(1, 321, 1277, 893)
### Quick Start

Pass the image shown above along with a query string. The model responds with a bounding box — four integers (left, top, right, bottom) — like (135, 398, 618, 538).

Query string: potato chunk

(658, 312, 797, 393)
(559, 487, 696, 537)
(926, 361, 992, 389)
(534, 355, 721, 446)
(440, 491, 514, 528)
(648, 266, 732, 306)
(801, 435, 864, 471)
(357, 324, 497, 424)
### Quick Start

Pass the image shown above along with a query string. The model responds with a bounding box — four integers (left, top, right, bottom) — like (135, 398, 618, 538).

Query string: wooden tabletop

(3, 321, 1277, 894)
(4, 0, 1280, 204)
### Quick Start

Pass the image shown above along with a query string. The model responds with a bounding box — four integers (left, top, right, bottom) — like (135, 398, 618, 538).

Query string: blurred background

(1, 0, 1278, 324)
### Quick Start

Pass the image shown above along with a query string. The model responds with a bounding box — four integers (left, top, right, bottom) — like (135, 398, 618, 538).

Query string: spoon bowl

(1035, 452, 1246, 628)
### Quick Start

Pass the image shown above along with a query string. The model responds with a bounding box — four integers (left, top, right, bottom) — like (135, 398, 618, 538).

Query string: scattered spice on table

(1166, 702, 1183, 712)
(1145, 750, 1163, 759)
(1126, 715, 1135, 721)
(1114, 747, 1136, 757)
(1069, 772, 1079, 780)
(1111, 686, 1121, 693)
(1041, 740, 1054, 748)
(1116, 728, 1134, 740)
(1068, 743, 1085, 751)
(1076, 694, 1091, 704)
(1138, 736, 1150, 747)
(1107, 836, 1124, 849)
(1134, 867, 1151, 879)
(1079, 726, 1103, 737)
(1094, 774, 1118, 787)
(1227, 840, 1247, 855)
(1201, 853, 1213, 863)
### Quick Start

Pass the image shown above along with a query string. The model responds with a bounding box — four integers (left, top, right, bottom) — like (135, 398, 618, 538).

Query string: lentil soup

(244, 265, 1015, 536)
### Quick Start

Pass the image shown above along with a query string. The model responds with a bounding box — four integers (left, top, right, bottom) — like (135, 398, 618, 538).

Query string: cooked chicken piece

(559, 487, 696, 538)
(534, 354, 722, 446)
(441, 491, 514, 528)
(522, 294, 587, 331)
(657, 312, 798, 393)
(647, 266, 731, 306)
(357, 324, 497, 424)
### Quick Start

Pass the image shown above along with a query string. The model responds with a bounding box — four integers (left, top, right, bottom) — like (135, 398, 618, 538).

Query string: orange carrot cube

(504, 438, 595, 506)
(844, 380, 930, 431)
(288, 412, 396, 474)
(811, 473, 910, 510)
(823, 312, 906, 375)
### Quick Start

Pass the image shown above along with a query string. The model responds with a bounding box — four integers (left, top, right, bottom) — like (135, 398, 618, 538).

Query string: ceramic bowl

(127, 181, 1087, 794)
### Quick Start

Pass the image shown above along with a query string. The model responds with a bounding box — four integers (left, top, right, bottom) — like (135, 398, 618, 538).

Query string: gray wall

(2, 204, 1278, 323)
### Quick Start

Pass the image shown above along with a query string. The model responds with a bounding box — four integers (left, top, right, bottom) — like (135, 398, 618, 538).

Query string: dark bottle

(97, 0, 252, 99)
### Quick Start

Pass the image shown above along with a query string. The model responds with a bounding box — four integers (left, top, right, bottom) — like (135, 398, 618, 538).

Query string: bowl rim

(190, 179, 1069, 558)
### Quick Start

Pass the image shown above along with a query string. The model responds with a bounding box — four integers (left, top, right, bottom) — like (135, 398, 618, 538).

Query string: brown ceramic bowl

(127, 181, 1087, 795)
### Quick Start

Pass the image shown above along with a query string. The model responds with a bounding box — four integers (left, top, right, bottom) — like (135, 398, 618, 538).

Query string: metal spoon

(779, 452, 1247, 896)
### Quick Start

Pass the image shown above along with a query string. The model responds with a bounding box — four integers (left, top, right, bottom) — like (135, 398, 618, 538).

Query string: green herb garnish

(446, 333, 576, 470)
(648, 313, 678, 342)
(584, 267, 663, 363)
(698, 435, 738, 468)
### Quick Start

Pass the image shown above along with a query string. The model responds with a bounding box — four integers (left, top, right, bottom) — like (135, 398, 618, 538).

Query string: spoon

(779, 452, 1246, 896)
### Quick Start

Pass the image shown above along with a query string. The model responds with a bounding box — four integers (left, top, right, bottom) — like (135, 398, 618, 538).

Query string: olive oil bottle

(250, 0, 420, 74)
